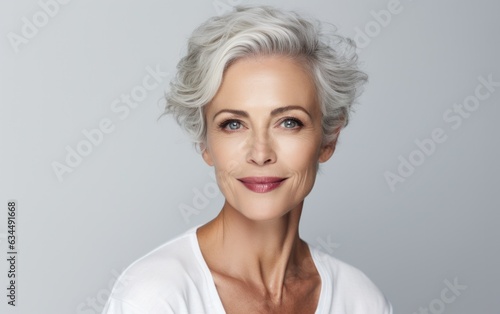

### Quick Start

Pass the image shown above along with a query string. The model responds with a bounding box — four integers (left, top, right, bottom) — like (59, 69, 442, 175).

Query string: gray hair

(164, 5, 368, 146)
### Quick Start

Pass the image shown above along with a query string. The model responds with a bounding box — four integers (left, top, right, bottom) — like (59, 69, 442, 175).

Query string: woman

(104, 5, 392, 314)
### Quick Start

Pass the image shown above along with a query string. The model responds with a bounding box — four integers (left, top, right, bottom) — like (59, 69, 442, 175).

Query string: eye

(219, 119, 242, 131)
(280, 118, 303, 129)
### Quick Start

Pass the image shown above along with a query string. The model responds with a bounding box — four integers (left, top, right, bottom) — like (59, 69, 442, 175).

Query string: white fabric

(103, 225, 393, 314)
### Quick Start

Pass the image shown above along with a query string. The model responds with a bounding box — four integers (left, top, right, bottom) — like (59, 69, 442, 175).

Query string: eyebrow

(212, 105, 312, 121)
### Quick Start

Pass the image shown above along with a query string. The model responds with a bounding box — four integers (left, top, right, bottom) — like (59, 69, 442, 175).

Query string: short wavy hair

(164, 5, 367, 147)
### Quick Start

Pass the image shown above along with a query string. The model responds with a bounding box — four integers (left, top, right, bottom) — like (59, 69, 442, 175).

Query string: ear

(318, 140, 336, 163)
(200, 142, 214, 166)
(318, 128, 341, 163)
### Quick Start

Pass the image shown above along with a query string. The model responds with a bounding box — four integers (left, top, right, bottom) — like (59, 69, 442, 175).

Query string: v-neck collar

(188, 224, 330, 313)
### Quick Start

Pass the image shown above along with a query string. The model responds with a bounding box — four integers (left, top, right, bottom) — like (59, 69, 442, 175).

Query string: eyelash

(282, 117, 304, 128)
(217, 117, 304, 131)
(218, 119, 242, 131)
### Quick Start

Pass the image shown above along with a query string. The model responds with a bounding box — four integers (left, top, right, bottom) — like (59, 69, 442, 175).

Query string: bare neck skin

(197, 199, 315, 303)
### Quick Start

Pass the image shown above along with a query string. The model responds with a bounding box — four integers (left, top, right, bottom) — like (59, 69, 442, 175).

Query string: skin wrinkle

(197, 55, 337, 313)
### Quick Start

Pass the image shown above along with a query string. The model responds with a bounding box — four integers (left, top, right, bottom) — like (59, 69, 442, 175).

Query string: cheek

(277, 133, 322, 167)
(206, 137, 243, 194)
(277, 134, 322, 190)
(208, 136, 243, 168)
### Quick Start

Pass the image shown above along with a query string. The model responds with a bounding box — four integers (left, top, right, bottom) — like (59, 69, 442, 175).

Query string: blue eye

(281, 118, 303, 129)
(228, 121, 241, 130)
(219, 120, 242, 130)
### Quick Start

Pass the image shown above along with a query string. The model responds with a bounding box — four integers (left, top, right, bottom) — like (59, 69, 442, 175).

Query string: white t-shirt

(103, 225, 393, 314)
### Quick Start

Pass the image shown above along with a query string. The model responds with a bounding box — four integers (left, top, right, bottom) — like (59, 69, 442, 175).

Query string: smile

(237, 177, 287, 193)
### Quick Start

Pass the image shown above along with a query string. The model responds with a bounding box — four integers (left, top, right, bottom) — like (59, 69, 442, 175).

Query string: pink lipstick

(237, 177, 286, 193)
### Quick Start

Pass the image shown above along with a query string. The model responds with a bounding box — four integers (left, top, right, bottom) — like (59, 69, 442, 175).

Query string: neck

(197, 200, 312, 300)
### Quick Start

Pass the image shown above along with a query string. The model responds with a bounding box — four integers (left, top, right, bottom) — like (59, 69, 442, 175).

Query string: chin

(230, 198, 299, 222)
(239, 209, 290, 222)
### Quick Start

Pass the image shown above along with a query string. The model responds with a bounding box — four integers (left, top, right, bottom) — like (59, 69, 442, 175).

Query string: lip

(237, 177, 287, 193)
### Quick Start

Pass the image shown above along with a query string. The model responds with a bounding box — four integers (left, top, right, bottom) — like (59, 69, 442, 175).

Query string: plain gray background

(1, 0, 499, 313)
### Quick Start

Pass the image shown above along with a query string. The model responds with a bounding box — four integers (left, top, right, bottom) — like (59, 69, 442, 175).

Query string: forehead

(208, 55, 319, 114)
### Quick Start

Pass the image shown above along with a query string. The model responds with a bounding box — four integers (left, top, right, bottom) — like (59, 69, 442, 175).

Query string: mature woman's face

(202, 55, 335, 221)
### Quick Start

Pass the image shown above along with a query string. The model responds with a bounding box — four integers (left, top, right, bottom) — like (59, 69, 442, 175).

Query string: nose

(246, 132, 277, 166)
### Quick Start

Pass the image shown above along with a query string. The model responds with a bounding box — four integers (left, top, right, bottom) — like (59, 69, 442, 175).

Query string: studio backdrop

(1, 0, 499, 313)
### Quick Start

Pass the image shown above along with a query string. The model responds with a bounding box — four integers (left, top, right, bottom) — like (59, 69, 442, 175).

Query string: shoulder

(310, 246, 393, 314)
(103, 228, 204, 313)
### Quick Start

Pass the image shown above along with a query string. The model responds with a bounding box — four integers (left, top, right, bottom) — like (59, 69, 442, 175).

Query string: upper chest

(211, 271, 322, 314)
